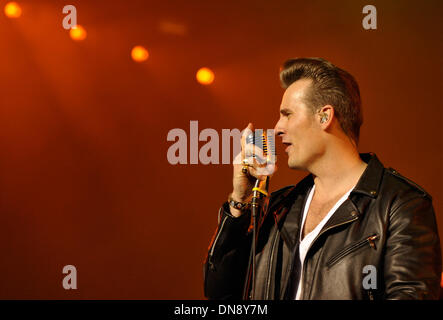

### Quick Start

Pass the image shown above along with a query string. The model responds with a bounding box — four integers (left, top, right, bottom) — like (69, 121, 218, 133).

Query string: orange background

(0, 0, 442, 299)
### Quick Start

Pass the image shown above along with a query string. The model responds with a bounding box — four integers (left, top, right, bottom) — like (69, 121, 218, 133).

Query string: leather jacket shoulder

(204, 153, 442, 300)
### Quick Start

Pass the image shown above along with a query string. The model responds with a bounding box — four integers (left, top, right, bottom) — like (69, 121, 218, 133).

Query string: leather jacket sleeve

(203, 203, 252, 299)
(384, 195, 442, 299)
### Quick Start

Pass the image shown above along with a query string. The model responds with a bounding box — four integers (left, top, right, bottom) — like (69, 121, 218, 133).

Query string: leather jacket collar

(272, 152, 385, 251)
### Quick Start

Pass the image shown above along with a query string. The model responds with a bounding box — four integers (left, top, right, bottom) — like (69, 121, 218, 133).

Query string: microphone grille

(246, 129, 276, 160)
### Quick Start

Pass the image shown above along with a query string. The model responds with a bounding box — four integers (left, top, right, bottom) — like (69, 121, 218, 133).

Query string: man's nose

(274, 119, 285, 137)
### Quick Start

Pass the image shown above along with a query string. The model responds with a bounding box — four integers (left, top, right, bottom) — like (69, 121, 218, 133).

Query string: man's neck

(310, 147, 367, 198)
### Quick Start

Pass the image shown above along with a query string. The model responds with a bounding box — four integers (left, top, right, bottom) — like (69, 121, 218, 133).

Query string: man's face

(274, 79, 324, 170)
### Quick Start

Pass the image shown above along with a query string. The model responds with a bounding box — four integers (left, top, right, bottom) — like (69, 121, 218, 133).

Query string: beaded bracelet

(228, 194, 251, 210)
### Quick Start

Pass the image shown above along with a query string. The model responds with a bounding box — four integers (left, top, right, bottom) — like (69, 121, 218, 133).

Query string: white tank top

(294, 184, 354, 300)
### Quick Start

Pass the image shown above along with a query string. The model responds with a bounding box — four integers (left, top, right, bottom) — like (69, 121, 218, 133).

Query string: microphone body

(245, 129, 276, 166)
(242, 129, 275, 300)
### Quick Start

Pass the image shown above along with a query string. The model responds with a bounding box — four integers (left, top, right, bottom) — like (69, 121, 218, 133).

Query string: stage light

(4, 2, 22, 18)
(196, 67, 214, 85)
(131, 46, 149, 62)
(158, 21, 187, 36)
(69, 25, 87, 41)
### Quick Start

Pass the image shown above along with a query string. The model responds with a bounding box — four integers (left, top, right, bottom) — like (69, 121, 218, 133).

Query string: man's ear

(318, 105, 334, 128)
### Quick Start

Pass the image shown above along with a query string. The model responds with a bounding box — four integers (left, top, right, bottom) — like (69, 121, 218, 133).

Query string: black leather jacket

(204, 153, 442, 299)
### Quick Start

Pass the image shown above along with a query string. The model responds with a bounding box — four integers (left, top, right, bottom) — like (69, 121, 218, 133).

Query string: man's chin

(288, 160, 303, 171)
(288, 155, 310, 171)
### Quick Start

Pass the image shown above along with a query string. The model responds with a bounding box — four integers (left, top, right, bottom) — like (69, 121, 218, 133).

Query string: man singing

(203, 58, 441, 300)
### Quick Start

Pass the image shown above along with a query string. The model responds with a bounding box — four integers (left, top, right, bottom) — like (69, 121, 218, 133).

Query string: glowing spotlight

(131, 46, 149, 63)
(196, 67, 214, 85)
(4, 2, 22, 18)
(158, 21, 187, 36)
(69, 25, 87, 41)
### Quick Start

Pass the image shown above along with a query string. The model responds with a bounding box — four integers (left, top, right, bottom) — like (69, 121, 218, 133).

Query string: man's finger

(241, 123, 254, 161)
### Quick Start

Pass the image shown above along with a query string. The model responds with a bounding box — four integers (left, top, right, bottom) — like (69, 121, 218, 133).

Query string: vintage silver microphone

(242, 129, 276, 300)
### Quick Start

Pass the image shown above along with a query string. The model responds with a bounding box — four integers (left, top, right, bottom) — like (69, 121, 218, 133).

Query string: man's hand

(230, 123, 277, 217)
